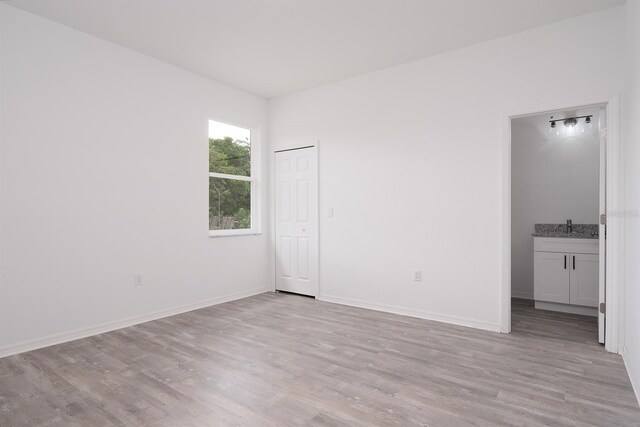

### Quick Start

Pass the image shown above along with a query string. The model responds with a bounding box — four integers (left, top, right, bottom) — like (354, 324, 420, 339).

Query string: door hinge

(600, 213, 607, 226)
(599, 303, 606, 314)
(600, 127, 608, 139)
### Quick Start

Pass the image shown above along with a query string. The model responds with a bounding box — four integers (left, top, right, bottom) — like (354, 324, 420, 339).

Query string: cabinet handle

(573, 256, 575, 270)
(564, 255, 567, 269)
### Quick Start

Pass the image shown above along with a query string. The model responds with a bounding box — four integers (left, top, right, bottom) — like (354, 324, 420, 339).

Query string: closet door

(274, 147, 318, 297)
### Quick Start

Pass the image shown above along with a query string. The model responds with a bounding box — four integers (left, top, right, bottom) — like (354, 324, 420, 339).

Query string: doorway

(274, 146, 319, 297)
(502, 99, 619, 350)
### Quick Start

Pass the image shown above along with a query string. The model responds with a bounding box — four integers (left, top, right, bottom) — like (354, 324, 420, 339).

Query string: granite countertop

(532, 223, 599, 239)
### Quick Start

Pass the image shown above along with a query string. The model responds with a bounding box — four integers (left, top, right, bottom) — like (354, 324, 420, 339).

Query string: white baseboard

(622, 345, 640, 406)
(511, 291, 533, 300)
(0, 287, 270, 359)
(319, 294, 501, 333)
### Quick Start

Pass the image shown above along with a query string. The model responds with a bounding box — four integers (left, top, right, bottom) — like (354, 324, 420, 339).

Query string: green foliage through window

(208, 124, 252, 231)
(209, 136, 250, 176)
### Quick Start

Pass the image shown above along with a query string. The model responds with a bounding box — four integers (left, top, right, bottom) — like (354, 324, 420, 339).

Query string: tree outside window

(208, 120, 253, 232)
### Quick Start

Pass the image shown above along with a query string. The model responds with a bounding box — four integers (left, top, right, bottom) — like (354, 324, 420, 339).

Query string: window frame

(208, 120, 261, 237)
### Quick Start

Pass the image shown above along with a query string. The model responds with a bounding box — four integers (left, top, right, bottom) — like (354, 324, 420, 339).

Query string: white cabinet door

(534, 252, 570, 303)
(570, 253, 599, 307)
(274, 147, 318, 297)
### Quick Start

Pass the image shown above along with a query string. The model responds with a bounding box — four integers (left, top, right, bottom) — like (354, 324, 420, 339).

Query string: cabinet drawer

(534, 237, 598, 255)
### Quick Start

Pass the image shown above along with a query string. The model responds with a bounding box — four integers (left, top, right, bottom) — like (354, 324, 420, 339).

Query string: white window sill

(209, 229, 261, 238)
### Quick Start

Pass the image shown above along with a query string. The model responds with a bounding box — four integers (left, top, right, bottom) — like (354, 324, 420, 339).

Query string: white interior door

(598, 107, 607, 344)
(275, 146, 318, 297)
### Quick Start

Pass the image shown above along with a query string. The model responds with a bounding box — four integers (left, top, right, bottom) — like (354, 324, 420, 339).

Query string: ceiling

(7, 0, 624, 98)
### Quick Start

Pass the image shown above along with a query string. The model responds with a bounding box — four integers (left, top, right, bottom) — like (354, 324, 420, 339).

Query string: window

(208, 120, 258, 236)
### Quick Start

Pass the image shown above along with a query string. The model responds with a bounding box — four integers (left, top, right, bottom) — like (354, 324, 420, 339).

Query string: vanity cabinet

(533, 238, 599, 310)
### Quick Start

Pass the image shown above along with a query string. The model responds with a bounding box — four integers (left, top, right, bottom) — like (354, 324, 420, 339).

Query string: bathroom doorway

(506, 103, 609, 346)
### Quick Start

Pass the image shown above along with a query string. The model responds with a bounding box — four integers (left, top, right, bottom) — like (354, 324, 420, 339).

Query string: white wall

(0, 5, 270, 356)
(624, 0, 640, 405)
(269, 8, 625, 331)
(511, 113, 600, 299)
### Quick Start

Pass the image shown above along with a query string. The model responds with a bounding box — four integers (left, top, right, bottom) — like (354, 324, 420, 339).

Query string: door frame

(500, 94, 623, 354)
(272, 144, 320, 297)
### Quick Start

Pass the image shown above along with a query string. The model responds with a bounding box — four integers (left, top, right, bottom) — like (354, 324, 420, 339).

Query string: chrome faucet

(567, 219, 573, 234)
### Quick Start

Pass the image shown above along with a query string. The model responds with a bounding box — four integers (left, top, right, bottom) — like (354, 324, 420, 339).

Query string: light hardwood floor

(0, 293, 638, 426)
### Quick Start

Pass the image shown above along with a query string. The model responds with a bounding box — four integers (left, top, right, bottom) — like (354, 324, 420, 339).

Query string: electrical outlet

(134, 272, 143, 286)
(413, 270, 422, 281)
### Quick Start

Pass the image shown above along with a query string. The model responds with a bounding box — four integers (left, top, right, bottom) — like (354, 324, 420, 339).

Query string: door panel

(279, 182, 291, 221)
(296, 156, 309, 171)
(598, 107, 606, 343)
(275, 147, 318, 297)
(278, 236, 292, 278)
(278, 158, 291, 172)
(297, 237, 309, 280)
(570, 254, 599, 307)
(296, 180, 309, 222)
(534, 252, 570, 303)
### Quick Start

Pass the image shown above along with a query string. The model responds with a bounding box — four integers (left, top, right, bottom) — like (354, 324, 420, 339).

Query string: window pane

(209, 120, 251, 177)
(209, 177, 251, 230)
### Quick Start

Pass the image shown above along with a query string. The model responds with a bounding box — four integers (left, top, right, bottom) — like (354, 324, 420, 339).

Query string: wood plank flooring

(0, 293, 638, 426)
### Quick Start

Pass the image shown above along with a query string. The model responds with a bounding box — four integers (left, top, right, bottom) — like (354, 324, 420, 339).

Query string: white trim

(598, 106, 607, 344)
(0, 287, 270, 359)
(268, 148, 276, 292)
(209, 229, 261, 237)
(500, 94, 624, 354)
(319, 294, 501, 333)
(622, 346, 640, 406)
(604, 96, 623, 353)
(500, 110, 512, 333)
(315, 141, 321, 297)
